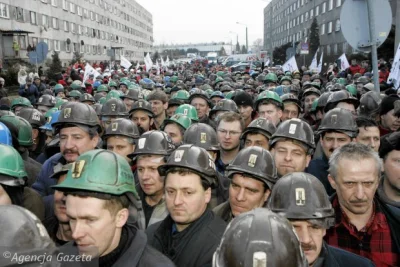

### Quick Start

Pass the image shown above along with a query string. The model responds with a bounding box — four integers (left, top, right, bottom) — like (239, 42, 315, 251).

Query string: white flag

(144, 53, 153, 71)
(83, 63, 100, 84)
(282, 56, 299, 72)
(338, 53, 350, 71)
(120, 55, 132, 70)
(388, 43, 400, 89)
(166, 56, 170, 66)
(318, 52, 324, 74)
(309, 51, 318, 70)
(265, 59, 270, 66)
(161, 57, 165, 67)
(156, 61, 160, 75)
(136, 62, 140, 70)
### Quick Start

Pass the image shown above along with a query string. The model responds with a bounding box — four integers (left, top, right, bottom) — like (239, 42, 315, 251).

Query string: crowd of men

(0, 58, 399, 267)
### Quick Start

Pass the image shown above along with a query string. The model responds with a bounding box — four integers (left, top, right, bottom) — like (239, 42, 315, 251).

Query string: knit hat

(379, 132, 400, 159)
(233, 91, 253, 107)
(380, 95, 400, 116)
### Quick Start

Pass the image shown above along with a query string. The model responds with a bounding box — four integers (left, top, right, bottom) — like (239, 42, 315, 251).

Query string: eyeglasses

(217, 129, 241, 136)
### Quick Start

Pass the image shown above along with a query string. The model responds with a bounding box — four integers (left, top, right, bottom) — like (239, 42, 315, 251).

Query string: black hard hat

(36, 95, 56, 107)
(317, 108, 358, 138)
(359, 91, 382, 116)
(128, 99, 154, 118)
(311, 74, 322, 82)
(267, 172, 335, 228)
(209, 99, 238, 117)
(317, 92, 332, 110)
(53, 102, 101, 134)
(92, 103, 102, 116)
(158, 144, 217, 188)
(241, 117, 276, 140)
(103, 118, 140, 140)
(330, 83, 346, 92)
(281, 93, 301, 110)
(270, 118, 315, 154)
(17, 107, 45, 128)
(101, 98, 128, 117)
(226, 146, 277, 189)
(79, 93, 96, 104)
(94, 93, 104, 103)
(356, 76, 369, 85)
(183, 123, 219, 151)
(324, 90, 359, 113)
(128, 130, 175, 160)
(189, 88, 212, 107)
(120, 89, 140, 101)
(0, 205, 57, 266)
(233, 91, 253, 107)
(213, 208, 308, 267)
(302, 87, 321, 99)
(43, 89, 54, 96)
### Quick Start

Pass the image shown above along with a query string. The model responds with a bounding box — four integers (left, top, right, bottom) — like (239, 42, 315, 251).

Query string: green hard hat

(0, 144, 27, 184)
(170, 76, 179, 83)
(280, 76, 292, 84)
(255, 90, 283, 109)
(205, 89, 214, 96)
(11, 97, 32, 111)
(52, 149, 138, 199)
(55, 98, 68, 109)
(337, 78, 347, 85)
(215, 77, 224, 84)
(54, 84, 64, 91)
(172, 90, 190, 101)
(44, 107, 59, 119)
(68, 90, 82, 98)
(99, 97, 107, 105)
(311, 98, 319, 113)
(346, 84, 358, 97)
(216, 71, 225, 77)
(264, 73, 278, 83)
(175, 104, 199, 122)
(163, 114, 192, 130)
(97, 84, 109, 92)
(225, 91, 235, 100)
(70, 83, 82, 90)
(0, 115, 33, 146)
(108, 81, 118, 88)
(106, 90, 122, 101)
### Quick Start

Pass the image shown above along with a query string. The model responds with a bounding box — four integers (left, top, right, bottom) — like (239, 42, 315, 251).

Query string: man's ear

(328, 174, 337, 190)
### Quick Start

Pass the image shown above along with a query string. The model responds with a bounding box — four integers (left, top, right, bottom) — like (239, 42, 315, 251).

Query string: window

(320, 23, 325, 35)
(329, 0, 333, 10)
(305, 12, 309, 21)
(78, 25, 82, 35)
(52, 17, 58, 29)
(335, 19, 341, 31)
(327, 45, 331, 55)
(16, 7, 24, 21)
(42, 15, 48, 27)
(62, 0, 68, 10)
(95, 13, 99, 22)
(300, 14, 304, 23)
(77, 6, 82, 16)
(328, 21, 333, 33)
(322, 2, 326, 13)
(83, 8, 88, 18)
(315, 6, 319, 16)
(310, 9, 313, 18)
(47, 39, 52, 51)
(32, 37, 38, 47)
(72, 43, 77, 53)
(69, 2, 75, 13)
(51, 0, 57, 7)
(80, 44, 84, 53)
(30, 11, 37, 24)
(336, 0, 341, 7)
(92, 45, 97, 54)
(70, 22, 75, 33)
(54, 40, 60, 51)
(66, 41, 70, 52)
(18, 35, 26, 49)
(90, 11, 94, 20)
(0, 3, 9, 18)
(334, 43, 338, 54)
(64, 21, 69, 31)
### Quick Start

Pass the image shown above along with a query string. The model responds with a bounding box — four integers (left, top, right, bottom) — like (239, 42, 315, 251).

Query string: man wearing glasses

(215, 112, 244, 175)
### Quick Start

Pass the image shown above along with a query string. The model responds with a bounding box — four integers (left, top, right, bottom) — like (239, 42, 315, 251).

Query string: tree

(253, 38, 263, 54)
(46, 52, 62, 81)
(152, 51, 160, 62)
(187, 48, 199, 55)
(241, 45, 247, 54)
(273, 42, 294, 65)
(219, 46, 227, 56)
(308, 18, 320, 55)
(70, 51, 83, 66)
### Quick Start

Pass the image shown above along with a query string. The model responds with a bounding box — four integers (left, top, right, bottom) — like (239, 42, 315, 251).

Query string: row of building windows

(272, 0, 341, 14)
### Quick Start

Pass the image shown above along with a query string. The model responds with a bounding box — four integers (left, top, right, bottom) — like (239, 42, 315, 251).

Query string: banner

(83, 63, 100, 83)
(282, 56, 299, 72)
(120, 55, 132, 69)
(338, 53, 350, 71)
(318, 52, 324, 74)
(309, 51, 318, 70)
(388, 43, 400, 89)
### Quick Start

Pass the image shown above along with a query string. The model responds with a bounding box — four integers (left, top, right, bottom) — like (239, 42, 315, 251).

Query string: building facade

(0, 0, 153, 66)
(264, 0, 397, 62)
(154, 43, 233, 58)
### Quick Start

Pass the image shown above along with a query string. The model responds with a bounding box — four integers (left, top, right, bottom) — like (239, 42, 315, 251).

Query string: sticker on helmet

(295, 188, 306, 206)
(248, 154, 258, 168)
(289, 123, 297, 134)
(256, 118, 263, 127)
(331, 114, 338, 125)
(63, 108, 72, 118)
(72, 160, 85, 178)
(32, 112, 41, 121)
(139, 101, 143, 108)
(111, 122, 118, 131)
(183, 108, 188, 115)
(138, 138, 146, 149)
(174, 150, 184, 162)
(38, 97, 43, 103)
(111, 104, 116, 111)
(47, 116, 52, 123)
(200, 132, 207, 143)
(208, 158, 216, 170)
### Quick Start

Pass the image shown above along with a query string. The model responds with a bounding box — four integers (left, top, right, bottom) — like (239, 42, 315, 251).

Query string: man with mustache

(326, 143, 400, 267)
(307, 108, 357, 196)
(32, 102, 101, 218)
(268, 172, 374, 267)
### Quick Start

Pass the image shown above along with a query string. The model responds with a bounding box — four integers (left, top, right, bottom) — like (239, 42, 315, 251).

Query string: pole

(395, 0, 400, 54)
(246, 27, 248, 53)
(366, 0, 380, 93)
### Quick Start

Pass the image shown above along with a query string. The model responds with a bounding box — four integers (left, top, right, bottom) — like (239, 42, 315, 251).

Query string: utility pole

(246, 26, 248, 53)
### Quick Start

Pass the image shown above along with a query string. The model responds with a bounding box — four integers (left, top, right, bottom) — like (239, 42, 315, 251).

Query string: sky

(135, 0, 270, 47)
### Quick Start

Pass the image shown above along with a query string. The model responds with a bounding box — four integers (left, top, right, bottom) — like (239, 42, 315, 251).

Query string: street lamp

(236, 22, 248, 53)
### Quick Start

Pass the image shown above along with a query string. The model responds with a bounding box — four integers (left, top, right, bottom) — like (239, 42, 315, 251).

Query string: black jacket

(146, 209, 226, 267)
(199, 116, 216, 130)
(306, 153, 334, 196)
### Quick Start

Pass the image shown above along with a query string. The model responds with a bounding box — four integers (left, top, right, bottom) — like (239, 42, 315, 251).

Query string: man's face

(120, 85, 128, 93)
(137, 155, 165, 197)
(272, 140, 311, 177)
(304, 95, 318, 113)
(66, 195, 128, 257)
(57, 92, 66, 98)
(229, 173, 270, 217)
(190, 97, 209, 119)
(60, 127, 98, 163)
(217, 120, 242, 152)
(351, 59, 357, 66)
(356, 83, 364, 93)
(210, 97, 223, 106)
(238, 105, 253, 121)
(149, 100, 167, 117)
(282, 103, 300, 121)
(165, 172, 211, 231)
(258, 104, 282, 126)
(336, 102, 356, 115)
(266, 82, 276, 89)
(37, 105, 50, 115)
(321, 132, 352, 159)
(356, 126, 380, 152)
(106, 136, 135, 163)
(328, 158, 379, 216)
(381, 110, 400, 132)
(244, 133, 270, 150)
(302, 75, 311, 82)
(167, 105, 178, 118)
(290, 220, 326, 266)
(131, 110, 153, 132)
(383, 150, 400, 195)
(164, 123, 183, 144)
(54, 174, 68, 223)
(281, 80, 291, 86)
(0, 185, 12, 205)
(123, 98, 134, 112)
(34, 79, 40, 86)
